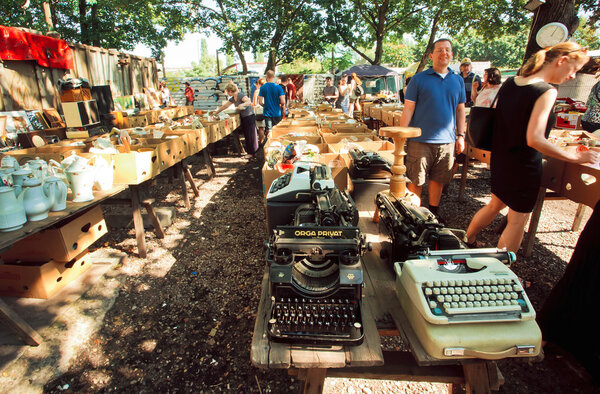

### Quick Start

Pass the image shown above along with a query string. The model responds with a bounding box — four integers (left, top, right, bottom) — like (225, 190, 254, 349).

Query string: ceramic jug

(43, 175, 68, 211)
(0, 167, 15, 187)
(11, 168, 33, 197)
(0, 155, 20, 171)
(65, 157, 95, 203)
(0, 185, 27, 232)
(21, 176, 54, 221)
(26, 157, 50, 180)
(93, 156, 114, 191)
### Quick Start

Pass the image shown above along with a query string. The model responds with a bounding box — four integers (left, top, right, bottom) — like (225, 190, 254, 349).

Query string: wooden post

(0, 299, 43, 346)
(129, 184, 147, 258)
(378, 126, 421, 199)
(523, 187, 547, 257)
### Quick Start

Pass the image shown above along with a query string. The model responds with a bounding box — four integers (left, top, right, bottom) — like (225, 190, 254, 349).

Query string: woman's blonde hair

(520, 42, 588, 77)
(351, 72, 362, 85)
(257, 78, 266, 86)
(225, 83, 239, 94)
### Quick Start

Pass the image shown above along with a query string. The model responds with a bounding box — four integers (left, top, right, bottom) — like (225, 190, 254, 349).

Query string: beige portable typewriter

(395, 255, 542, 360)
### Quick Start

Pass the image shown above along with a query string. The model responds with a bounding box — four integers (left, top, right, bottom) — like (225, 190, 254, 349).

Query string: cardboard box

(62, 100, 100, 127)
(0, 249, 92, 299)
(59, 87, 92, 103)
(1, 206, 107, 263)
(322, 133, 381, 144)
(555, 112, 583, 130)
(271, 126, 320, 139)
(261, 153, 349, 196)
(466, 145, 491, 164)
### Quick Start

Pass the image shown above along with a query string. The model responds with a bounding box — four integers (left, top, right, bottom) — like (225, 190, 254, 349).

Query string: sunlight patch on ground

(324, 377, 450, 393)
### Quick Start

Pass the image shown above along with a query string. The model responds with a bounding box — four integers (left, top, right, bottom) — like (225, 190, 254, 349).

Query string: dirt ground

(2, 145, 596, 393)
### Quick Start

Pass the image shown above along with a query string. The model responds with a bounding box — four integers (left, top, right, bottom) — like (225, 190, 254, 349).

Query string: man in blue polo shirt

(258, 70, 286, 138)
(397, 38, 466, 217)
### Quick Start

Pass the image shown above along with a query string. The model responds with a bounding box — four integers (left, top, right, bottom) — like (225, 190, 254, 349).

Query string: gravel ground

(3, 148, 594, 393)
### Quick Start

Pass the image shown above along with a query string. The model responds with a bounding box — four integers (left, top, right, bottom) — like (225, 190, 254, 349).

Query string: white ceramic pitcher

(0, 185, 27, 232)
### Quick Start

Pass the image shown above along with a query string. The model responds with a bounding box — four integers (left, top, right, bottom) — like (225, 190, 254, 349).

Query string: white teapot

(0, 185, 27, 232)
(25, 157, 50, 180)
(65, 155, 95, 203)
(1, 155, 20, 171)
(21, 176, 54, 221)
(44, 175, 68, 211)
(92, 156, 114, 191)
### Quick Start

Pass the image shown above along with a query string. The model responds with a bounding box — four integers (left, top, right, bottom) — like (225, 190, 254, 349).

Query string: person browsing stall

(460, 58, 482, 107)
(465, 43, 599, 252)
(471, 67, 502, 108)
(322, 77, 339, 105)
(212, 83, 258, 158)
(259, 70, 286, 138)
(397, 38, 466, 218)
(184, 82, 195, 106)
(336, 75, 350, 114)
(252, 78, 267, 145)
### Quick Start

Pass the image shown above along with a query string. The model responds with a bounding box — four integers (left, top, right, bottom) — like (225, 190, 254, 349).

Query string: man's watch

(457, 133, 465, 138)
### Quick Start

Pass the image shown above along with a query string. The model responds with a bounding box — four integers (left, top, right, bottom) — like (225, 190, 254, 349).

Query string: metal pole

(216, 49, 221, 76)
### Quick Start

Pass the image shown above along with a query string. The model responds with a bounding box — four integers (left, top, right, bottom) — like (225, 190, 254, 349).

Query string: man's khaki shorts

(405, 141, 455, 187)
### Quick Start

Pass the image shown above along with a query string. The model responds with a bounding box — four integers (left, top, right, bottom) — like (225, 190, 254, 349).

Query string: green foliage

(0, 0, 193, 57)
(452, 29, 527, 69)
(382, 41, 413, 67)
(184, 38, 217, 76)
(279, 58, 322, 74)
(573, 18, 600, 50)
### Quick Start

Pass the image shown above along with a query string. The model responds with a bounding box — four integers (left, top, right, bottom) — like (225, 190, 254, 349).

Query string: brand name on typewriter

(294, 230, 344, 237)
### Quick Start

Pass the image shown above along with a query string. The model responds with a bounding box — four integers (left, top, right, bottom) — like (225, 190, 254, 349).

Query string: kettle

(0, 155, 20, 171)
(21, 176, 54, 221)
(65, 156, 95, 203)
(0, 185, 27, 232)
(44, 175, 68, 211)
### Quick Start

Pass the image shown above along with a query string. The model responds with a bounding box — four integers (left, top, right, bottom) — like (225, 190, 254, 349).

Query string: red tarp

(0, 25, 74, 69)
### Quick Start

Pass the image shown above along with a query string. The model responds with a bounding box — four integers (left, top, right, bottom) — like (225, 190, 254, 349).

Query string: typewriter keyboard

(269, 172, 292, 193)
(268, 297, 364, 345)
(422, 277, 531, 323)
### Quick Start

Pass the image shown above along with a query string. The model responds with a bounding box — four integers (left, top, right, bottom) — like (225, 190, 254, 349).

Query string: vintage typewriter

(265, 183, 367, 346)
(348, 148, 392, 179)
(376, 192, 465, 263)
(266, 162, 343, 233)
(394, 254, 541, 360)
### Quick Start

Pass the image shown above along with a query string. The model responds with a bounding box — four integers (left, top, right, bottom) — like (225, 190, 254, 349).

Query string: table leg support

(523, 187, 546, 257)
(459, 150, 469, 201)
(299, 368, 327, 394)
(129, 185, 147, 258)
(182, 161, 200, 197)
(463, 362, 492, 394)
(202, 147, 216, 180)
(178, 162, 190, 209)
(0, 298, 42, 346)
(571, 203, 587, 232)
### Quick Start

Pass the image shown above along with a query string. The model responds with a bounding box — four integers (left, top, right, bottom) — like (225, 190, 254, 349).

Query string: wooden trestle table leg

(177, 162, 190, 209)
(458, 146, 470, 201)
(141, 198, 165, 239)
(298, 368, 327, 394)
(0, 298, 43, 346)
(129, 184, 147, 258)
(523, 186, 547, 257)
(201, 147, 216, 180)
(182, 161, 200, 197)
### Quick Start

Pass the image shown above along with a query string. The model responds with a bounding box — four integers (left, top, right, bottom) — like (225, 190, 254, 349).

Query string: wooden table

(251, 181, 503, 393)
(458, 144, 597, 257)
(0, 185, 127, 346)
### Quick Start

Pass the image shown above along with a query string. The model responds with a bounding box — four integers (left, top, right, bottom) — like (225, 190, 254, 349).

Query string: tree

(246, 0, 328, 73)
(186, 38, 216, 76)
(0, 0, 193, 57)
(320, 0, 426, 65)
(381, 40, 414, 67)
(452, 29, 528, 69)
(573, 18, 600, 50)
(192, 0, 252, 74)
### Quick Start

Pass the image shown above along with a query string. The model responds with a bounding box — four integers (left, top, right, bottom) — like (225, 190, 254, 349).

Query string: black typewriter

(348, 148, 392, 179)
(265, 185, 367, 346)
(376, 193, 516, 266)
(376, 193, 463, 263)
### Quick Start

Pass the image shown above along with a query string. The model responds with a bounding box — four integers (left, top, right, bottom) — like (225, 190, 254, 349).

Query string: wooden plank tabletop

(0, 184, 128, 252)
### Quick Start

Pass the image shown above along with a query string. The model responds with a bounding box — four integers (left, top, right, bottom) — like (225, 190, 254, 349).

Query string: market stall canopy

(341, 64, 398, 77)
(0, 25, 74, 69)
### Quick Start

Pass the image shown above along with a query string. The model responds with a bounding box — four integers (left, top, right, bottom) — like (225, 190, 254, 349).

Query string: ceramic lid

(12, 168, 32, 176)
(27, 157, 47, 167)
(0, 167, 15, 174)
(22, 176, 41, 187)
(66, 156, 91, 173)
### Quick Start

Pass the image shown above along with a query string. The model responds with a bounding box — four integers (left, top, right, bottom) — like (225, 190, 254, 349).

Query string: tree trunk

(523, 0, 579, 64)
(91, 3, 99, 46)
(373, 32, 384, 65)
(232, 38, 248, 74)
(265, 51, 277, 73)
(416, 8, 442, 73)
(78, 0, 88, 44)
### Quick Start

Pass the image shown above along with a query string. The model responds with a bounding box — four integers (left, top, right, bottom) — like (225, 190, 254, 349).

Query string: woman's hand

(574, 149, 600, 165)
(472, 80, 479, 91)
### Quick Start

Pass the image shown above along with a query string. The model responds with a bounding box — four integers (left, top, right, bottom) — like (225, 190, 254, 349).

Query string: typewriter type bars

(396, 257, 536, 325)
(266, 226, 365, 346)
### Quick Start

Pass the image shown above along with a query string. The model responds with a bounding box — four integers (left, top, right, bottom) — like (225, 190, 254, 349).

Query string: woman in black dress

(465, 42, 599, 252)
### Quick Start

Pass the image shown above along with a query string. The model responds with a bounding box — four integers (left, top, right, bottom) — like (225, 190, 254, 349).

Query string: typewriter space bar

(445, 304, 521, 315)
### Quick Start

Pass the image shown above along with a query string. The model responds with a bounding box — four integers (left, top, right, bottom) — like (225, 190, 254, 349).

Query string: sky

(132, 32, 225, 69)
